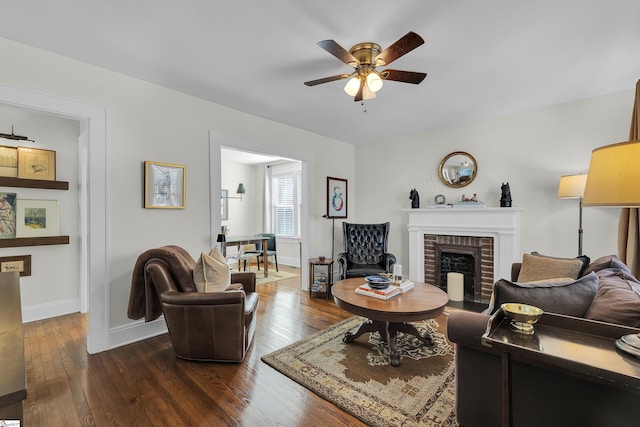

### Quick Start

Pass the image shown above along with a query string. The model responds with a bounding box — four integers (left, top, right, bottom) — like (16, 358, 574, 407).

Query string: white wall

(0, 105, 80, 320)
(355, 90, 634, 272)
(0, 37, 355, 350)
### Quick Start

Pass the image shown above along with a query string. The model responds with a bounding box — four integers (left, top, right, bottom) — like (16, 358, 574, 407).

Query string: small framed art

(15, 199, 59, 237)
(0, 192, 17, 238)
(326, 176, 347, 218)
(144, 161, 186, 209)
(18, 146, 56, 181)
(0, 255, 32, 276)
(0, 145, 18, 177)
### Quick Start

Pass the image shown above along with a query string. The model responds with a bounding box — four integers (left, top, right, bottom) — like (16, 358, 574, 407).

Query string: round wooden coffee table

(331, 278, 449, 366)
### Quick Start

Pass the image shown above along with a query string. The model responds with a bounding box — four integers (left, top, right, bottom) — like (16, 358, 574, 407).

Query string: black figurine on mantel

(500, 182, 512, 207)
(409, 188, 420, 208)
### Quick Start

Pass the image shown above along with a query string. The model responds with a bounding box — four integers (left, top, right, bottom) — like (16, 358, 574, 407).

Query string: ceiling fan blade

(381, 69, 427, 84)
(317, 40, 360, 67)
(375, 31, 425, 66)
(304, 74, 350, 86)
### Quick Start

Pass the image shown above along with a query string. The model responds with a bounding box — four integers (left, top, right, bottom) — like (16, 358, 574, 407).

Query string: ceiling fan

(304, 31, 427, 102)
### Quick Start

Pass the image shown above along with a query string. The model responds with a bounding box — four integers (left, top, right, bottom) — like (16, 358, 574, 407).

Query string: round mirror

(438, 151, 477, 188)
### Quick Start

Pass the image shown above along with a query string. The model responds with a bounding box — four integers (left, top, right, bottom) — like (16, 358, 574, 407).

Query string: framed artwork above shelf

(0, 176, 69, 190)
(0, 236, 70, 248)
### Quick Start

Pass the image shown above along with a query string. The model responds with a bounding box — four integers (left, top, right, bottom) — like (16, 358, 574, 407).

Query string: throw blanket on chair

(127, 245, 197, 322)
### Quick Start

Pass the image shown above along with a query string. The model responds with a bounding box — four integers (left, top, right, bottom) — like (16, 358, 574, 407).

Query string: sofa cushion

(582, 254, 632, 276)
(530, 251, 591, 276)
(489, 272, 599, 317)
(517, 253, 585, 282)
(193, 247, 231, 293)
(584, 268, 640, 327)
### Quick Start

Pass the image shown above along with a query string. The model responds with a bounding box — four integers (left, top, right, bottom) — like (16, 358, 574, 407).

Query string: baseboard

(108, 317, 168, 350)
(22, 298, 80, 323)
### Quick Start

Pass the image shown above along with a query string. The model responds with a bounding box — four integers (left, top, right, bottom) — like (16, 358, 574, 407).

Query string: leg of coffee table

(343, 319, 377, 342)
(390, 322, 435, 346)
(385, 323, 402, 367)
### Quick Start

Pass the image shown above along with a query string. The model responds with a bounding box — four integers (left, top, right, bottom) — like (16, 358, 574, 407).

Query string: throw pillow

(530, 251, 591, 277)
(582, 254, 632, 277)
(584, 268, 640, 327)
(193, 248, 231, 293)
(517, 253, 584, 282)
(488, 272, 599, 317)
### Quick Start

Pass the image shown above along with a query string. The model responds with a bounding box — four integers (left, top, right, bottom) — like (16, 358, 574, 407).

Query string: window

(270, 162, 302, 238)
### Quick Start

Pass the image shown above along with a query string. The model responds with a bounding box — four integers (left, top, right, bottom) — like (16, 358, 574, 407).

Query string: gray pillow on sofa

(489, 272, 599, 317)
(584, 268, 640, 327)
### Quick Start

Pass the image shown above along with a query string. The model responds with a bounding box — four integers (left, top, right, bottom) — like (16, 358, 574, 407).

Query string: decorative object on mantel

(500, 182, 512, 207)
(455, 193, 485, 208)
(434, 194, 446, 205)
(0, 126, 35, 143)
(0, 192, 17, 239)
(557, 173, 588, 256)
(409, 188, 420, 208)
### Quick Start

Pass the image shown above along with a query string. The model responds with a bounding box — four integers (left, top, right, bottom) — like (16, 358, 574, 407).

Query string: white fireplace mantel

(404, 207, 523, 284)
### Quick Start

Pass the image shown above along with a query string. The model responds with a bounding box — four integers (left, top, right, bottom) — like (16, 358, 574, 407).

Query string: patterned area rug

(261, 310, 458, 426)
(231, 266, 298, 286)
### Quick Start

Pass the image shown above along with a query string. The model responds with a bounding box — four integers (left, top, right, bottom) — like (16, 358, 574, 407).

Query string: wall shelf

(0, 236, 70, 248)
(0, 177, 69, 190)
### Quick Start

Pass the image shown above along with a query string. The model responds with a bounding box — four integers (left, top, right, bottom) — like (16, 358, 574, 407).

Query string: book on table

(355, 283, 401, 300)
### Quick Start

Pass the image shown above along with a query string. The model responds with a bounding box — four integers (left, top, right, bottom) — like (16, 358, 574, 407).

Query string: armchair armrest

(160, 290, 245, 306)
(337, 252, 348, 280)
(383, 253, 396, 274)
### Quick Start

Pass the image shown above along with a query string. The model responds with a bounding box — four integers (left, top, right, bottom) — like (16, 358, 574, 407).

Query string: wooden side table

(309, 258, 334, 299)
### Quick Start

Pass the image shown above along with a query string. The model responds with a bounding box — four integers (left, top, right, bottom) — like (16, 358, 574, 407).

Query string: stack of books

(395, 280, 414, 293)
(356, 283, 401, 300)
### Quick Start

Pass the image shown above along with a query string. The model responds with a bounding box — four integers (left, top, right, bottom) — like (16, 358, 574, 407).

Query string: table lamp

(557, 173, 588, 256)
(582, 140, 640, 358)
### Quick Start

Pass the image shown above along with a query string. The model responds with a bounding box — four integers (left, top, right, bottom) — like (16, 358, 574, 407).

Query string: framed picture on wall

(144, 161, 186, 209)
(326, 176, 347, 218)
(0, 192, 17, 239)
(0, 255, 32, 276)
(17, 146, 56, 181)
(221, 189, 229, 220)
(15, 199, 59, 237)
(0, 146, 18, 178)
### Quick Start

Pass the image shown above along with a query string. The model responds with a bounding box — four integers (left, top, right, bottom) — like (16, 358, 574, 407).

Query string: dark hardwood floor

(21, 265, 368, 426)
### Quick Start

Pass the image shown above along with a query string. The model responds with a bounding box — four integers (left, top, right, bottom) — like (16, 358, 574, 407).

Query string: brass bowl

(501, 303, 544, 335)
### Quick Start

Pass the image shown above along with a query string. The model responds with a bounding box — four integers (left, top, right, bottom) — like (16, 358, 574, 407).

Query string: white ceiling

(2, 1, 640, 145)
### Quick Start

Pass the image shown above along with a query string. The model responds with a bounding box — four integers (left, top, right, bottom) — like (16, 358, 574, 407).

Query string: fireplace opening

(440, 252, 476, 300)
(435, 243, 481, 302)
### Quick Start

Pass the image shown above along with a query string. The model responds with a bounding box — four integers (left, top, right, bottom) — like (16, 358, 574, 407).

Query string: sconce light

(221, 183, 246, 200)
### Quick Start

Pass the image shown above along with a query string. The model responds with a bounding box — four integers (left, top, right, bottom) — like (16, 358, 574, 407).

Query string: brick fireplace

(406, 207, 522, 303)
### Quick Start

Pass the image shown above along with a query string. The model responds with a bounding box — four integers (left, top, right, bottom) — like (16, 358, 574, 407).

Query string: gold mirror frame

(438, 151, 477, 188)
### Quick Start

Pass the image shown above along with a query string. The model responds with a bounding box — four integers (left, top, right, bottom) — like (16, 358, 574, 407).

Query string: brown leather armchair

(129, 246, 259, 362)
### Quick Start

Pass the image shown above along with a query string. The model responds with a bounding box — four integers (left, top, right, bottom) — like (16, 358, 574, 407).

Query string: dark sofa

(447, 254, 640, 427)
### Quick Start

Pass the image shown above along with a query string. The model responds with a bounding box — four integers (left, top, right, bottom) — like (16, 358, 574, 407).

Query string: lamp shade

(557, 174, 587, 199)
(236, 183, 246, 195)
(216, 233, 226, 243)
(583, 141, 640, 206)
(344, 76, 360, 96)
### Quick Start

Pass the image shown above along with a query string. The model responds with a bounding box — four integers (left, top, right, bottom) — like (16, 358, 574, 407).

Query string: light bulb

(366, 72, 383, 92)
(344, 76, 361, 96)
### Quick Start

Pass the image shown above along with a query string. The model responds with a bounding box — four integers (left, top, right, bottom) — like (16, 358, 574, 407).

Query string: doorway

(209, 132, 313, 289)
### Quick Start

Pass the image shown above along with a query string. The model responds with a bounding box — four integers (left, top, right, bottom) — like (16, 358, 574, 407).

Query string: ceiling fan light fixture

(344, 76, 361, 96)
(366, 72, 383, 92)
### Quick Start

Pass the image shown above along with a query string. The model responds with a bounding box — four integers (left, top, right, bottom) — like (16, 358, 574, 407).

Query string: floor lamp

(322, 214, 335, 260)
(583, 140, 640, 356)
(557, 173, 588, 256)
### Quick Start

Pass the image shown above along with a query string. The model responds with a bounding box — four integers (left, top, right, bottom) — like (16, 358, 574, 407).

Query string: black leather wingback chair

(337, 222, 396, 280)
